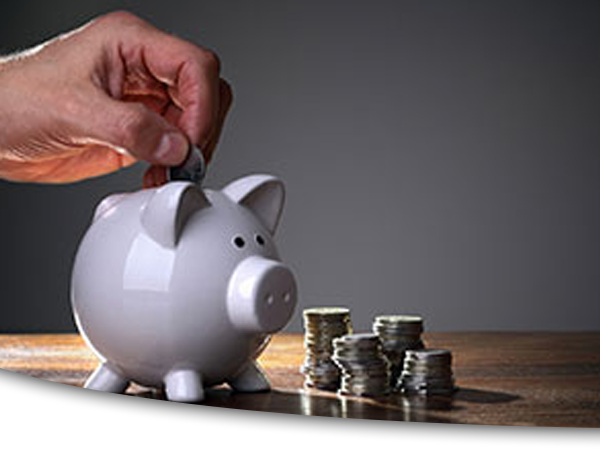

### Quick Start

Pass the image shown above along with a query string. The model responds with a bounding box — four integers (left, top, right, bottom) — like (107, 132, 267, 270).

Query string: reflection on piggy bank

(71, 174, 297, 402)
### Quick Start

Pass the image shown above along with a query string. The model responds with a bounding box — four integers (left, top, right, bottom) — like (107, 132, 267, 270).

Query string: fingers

(142, 79, 232, 189)
(87, 12, 234, 185)
(99, 12, 224, 153)
(84, 95, 189, 165)
(161, 50, 221, 150)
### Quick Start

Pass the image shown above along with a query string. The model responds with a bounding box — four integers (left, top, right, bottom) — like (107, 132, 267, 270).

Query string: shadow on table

(203, 389, 459, 423)
(131, 387, 453, 422)
(131, 386, 519, 423)
(223, 391, 460, 422)
(454, 387, 521, 404)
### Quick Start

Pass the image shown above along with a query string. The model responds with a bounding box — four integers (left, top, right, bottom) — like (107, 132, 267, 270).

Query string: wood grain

(1, 332, 599, 427)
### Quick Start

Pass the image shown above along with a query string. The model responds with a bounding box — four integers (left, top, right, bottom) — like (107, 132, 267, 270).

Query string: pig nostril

(283, 292, 291, 303)
(265, 294, 274, 305)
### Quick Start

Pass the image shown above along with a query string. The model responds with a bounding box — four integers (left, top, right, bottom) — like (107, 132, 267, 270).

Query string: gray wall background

(0, 1, 598, 333)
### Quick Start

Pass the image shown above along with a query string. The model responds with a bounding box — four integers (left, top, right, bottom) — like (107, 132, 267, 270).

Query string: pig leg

(84, 362, 129, 394)
(227, 361, 271, 393)
(164, 369, 205, 403)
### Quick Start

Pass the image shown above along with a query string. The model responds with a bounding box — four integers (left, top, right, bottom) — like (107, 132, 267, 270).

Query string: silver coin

(404, 349, 452, 363)
(375, 315, 423, 325)
(402, 386, 456, 396)
(167, 145, 206, 184)
(374, 323, 423, 332)
(333, 335, 380, 350)
(303, 307, 351, 318)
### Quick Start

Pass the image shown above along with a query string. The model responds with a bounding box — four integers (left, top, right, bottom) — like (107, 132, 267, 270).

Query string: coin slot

(255, 234, 265, 246)
(233, 236, 245, 248)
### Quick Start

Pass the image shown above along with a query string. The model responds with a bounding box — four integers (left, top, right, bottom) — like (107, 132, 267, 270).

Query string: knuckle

(96, 10, 144, 29)
(199, 48, 221, 74)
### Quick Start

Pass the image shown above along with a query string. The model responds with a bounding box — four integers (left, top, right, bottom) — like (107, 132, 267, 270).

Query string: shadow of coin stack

(372, 315, 425, 390)
(301, 307, 352, 390)
(332, 333, 391, 397)
(399, 348, 455, 395)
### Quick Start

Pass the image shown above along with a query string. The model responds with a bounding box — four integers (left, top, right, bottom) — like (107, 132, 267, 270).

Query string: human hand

(0, 11, 232, 186)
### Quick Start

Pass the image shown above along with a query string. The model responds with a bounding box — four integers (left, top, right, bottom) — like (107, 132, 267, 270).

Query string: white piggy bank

(71, 175, 297, 402)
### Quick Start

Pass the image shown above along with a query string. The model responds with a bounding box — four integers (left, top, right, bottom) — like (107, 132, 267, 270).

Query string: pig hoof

(164, 369, 205, 403)
(85, 363, 129, 394)
(228, 361, 271, 393)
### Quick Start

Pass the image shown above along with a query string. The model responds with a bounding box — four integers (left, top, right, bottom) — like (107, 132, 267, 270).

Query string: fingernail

(154, 132, 188, 165)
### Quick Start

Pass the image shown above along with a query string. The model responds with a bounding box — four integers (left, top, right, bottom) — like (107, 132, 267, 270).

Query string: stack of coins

(399, 348, 456, 395)
(372, 315, 425, 389)
(332, 333, 391, 397)
(301, 307, 352, 390)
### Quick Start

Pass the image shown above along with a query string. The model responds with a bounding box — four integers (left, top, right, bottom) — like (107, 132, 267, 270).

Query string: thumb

(86, 97, 189, 166)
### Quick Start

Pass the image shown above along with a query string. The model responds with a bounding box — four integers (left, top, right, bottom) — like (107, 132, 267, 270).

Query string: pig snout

(227, 256, 297, 333)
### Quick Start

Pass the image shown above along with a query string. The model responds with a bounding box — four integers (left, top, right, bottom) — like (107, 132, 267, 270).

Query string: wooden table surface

(0, 332, 599, 428)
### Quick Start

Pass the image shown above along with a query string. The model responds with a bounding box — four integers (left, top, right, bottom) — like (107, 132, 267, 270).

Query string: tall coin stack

(301, 307, 352, 390)
(399, 348, 456, 395)
(332, 333, 391, 397)
(372, 315, 425, 389)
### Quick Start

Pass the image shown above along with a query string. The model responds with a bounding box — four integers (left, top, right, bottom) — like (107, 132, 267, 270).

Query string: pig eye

(255, 234, 265, 246)
(233, 236, 245, 248)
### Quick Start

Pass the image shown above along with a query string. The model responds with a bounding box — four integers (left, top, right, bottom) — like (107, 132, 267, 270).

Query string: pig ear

(222, 174, 285, 234)
(141, 182, 210, 248)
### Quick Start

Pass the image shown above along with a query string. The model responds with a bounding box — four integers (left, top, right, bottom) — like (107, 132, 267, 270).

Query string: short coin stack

(301, 307, 352, 390)
(399, 348, 455, 395)
(332, 333, 391, 397)
(372, 315, 425, 389)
